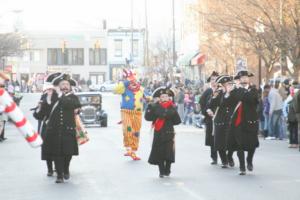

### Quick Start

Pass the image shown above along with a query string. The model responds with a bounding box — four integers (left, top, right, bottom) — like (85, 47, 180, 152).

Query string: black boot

(56, 174, 64, 183)
(46, 160, 54, 177)
(211, 160, 218, 165)
(239, 167, 246, 176)
(247, 163, 253, 171)
(158, 162, 165, 178)
(63, 156, 72, 180)
(165, 162, 171, 176)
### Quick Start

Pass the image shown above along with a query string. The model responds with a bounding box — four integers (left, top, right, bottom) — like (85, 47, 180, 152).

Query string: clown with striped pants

(114, 69, 149, 160)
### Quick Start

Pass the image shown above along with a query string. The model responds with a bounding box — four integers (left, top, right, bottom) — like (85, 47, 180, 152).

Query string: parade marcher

(145, 86, 181, 178)
(114, 69, 149, 160)
(230, 70, 259, 175)
(43, 73, 81, 183)
(199, 71, 219, 165)
(32, 73, 60, 176)
(208, 75, 236, 168)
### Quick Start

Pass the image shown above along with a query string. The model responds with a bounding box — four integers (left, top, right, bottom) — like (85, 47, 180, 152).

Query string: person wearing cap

(32, 73, 60, 177)
(199, 71, 219, 165)
(114, 69, 149, 161)
(43, 73, 81, 183)
(145, 87, 181, 178)
(207, 75, 236, 168)
(230, 70, 259, 175)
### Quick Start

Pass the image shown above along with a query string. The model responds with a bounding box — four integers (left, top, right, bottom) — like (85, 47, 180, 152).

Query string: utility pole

(144, 0, 149, 67)
(171, 0, 176, 82)
(130, 0, 134, 69)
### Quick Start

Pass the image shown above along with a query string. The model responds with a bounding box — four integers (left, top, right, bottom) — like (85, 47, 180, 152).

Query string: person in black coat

(145, 87, 181, 178)
(200, 71, 219, 165)
(230, 70, 259, 175)
(33, 84, 58, 176)
(208, 75, 238, 168)
(43, 74, 81, 183)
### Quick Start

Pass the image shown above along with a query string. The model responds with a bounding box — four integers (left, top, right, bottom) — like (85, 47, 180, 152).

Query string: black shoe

(47, 171, 54, 177)
(64, 173, 70, 180)
(164, 170, 171, 177)
(228, 159, 235, 167)
(247, 164, 253, 171)
(211, 160, 218, 165)
(221, 163, 228, 168)
(239, 170, 246, 175)
(55, 177, 64, 183)
(159, 174, 164, 178)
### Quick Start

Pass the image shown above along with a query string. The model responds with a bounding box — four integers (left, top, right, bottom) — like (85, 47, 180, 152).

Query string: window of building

(133, 40, 139, 57)
(114, 40, 122, 57)
(89, 48, 107, 65)
(23, 50, 41, 62)
(47, 48, 84, 65)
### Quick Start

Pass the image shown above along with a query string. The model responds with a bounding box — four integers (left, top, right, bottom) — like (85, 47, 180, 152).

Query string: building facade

(9, 30, 108, 85)
(107, 28, 145, 81)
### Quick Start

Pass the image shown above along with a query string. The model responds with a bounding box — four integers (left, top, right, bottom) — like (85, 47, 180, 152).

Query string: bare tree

(197, 0, 300, 79)
(0, 33, 26, 60)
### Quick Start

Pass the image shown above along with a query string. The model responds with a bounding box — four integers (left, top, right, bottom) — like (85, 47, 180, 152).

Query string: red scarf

(154, 100, 174, 131)
(235, 103, 243, 127)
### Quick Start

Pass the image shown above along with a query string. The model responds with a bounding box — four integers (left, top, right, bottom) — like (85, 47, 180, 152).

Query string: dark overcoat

(209, 91, 237, 151)
(145, 103, 181, 165)
(199, 88, 214, 146)
(33, 92, 58, 160)
(230, 86, 260, 151)
(43, 93, 81, 157)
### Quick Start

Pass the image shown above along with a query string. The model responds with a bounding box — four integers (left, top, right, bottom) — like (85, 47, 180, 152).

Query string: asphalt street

(0, 93, 300, 200)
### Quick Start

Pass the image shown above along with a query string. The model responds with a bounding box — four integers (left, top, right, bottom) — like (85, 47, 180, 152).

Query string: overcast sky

(0, 0, 187, 39)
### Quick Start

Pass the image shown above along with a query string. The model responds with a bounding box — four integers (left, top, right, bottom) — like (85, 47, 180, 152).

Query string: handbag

(75, 114, 89, 145)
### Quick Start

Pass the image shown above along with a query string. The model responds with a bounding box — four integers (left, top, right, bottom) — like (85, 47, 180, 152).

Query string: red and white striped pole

(0, 88, 42, 148)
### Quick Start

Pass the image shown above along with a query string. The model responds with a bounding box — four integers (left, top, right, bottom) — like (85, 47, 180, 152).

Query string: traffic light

(94, 40, 101, 49)
(61, 40, 67, 53)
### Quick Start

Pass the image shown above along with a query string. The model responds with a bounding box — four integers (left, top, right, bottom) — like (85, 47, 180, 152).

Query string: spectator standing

(267, 81, 284, 140)
(176, 88, 185, 121)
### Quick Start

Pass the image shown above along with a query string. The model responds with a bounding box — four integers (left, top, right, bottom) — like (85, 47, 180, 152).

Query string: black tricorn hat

(46, 72, 62, 83)
(152, 86, 175, 98)
(207, 71, 219, 82)
(52, 73, 77, 86)
(235, 70, 254, 79)
(216, 75, 233, 84)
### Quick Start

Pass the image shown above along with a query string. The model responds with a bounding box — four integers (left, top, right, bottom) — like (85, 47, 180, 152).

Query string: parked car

(89, 81, 116, 92)
(76, 92, 108, 127)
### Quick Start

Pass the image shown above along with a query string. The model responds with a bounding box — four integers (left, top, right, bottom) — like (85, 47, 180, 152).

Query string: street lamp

(255, 18, 265, 87)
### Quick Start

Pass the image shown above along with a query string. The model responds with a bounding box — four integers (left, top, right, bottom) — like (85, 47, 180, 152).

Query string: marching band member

(208, 75, 236, 168)
(200, 71, 220, 165)
(33, 73, 60, 177)
(145, 87, 181, 178)
(43, 73, 81, 183)
(230, 70, 259, 175)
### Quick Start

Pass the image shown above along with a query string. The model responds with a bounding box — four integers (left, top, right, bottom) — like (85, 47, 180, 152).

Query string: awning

(191, 53, 206, 66)
(177, 51, 199, 66)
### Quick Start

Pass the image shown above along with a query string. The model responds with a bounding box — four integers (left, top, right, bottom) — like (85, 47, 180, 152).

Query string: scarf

(235, 103, 243, 127)
(154, 100, 174, 131)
